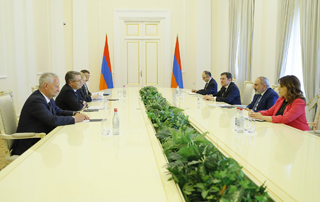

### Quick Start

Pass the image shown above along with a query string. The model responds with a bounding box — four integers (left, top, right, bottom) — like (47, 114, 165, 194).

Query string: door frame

(113, 9, 172, 88)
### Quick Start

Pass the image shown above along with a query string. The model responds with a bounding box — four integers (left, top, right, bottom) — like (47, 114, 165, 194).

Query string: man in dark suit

(56, 71, 87, 111)
(204, 72, 241, 105)
(191, 70, 217, 95)
(80, 69, 101, 101)
(245, 76, 278, 112)
(11, 73, 89, 155)
(77, 72, 92, 102)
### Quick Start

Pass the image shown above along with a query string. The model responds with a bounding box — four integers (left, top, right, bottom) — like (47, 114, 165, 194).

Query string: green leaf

(227, 185, 237, 194)
(220, 170, 228, 178)
(201, 190, 209, 199)
(196, 183, 205, 190)
(239, 180, 250, 189)
(219, 198, 231, 202)
(223, 187, 244, 202)
(183, 183, 195, 195)
(188, 160, 201, 166)
(212, 179, 221, 183)
(167, 153, 182, 161)
(210, 186, 220, 192)
(255, 195, 268, 202)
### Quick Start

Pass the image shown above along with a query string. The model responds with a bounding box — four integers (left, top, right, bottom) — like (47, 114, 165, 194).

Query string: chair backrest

(31, 85, 39, 92)
(305, 92, 319, 123)
(272, 84, 280, 97)
(241, 81, 255, 105)
(310, 90, 320, 130)
(0, 91, 17, 150)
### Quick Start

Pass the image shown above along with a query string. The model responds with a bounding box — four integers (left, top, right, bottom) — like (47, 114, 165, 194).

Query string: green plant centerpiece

(140, 86, 270, 202)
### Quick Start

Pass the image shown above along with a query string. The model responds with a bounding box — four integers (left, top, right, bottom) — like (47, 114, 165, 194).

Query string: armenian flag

(99, 35, 114, 90)
(171, 36, 183, 88)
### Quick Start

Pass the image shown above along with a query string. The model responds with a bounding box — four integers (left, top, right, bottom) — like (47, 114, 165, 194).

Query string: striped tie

(253, 94, 262, 111)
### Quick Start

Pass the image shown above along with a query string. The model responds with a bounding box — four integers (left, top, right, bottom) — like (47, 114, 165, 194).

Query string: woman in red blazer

(249, 75, 310, 131)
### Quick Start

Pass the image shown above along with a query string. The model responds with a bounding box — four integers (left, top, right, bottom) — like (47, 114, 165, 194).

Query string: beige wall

(0, 0, 280, 114)
(65, 0, 200, 90)
(84, 0, 196, 90)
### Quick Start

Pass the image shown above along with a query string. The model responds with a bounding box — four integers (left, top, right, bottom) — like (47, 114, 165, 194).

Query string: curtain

(229, 0, 240, 83)
(300, 0, 320, 102)
(229, 0, 255, 92)
(275, 0, 296, 81)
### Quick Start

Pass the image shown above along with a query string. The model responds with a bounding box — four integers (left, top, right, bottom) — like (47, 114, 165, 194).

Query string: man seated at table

(11, 73, 89, 155)
(80, 69, 102, 101)
(56, 71, 87, 111)
(191, 70, 217, 95)
(77, 72, 91, 102)
(245, 76, 278, 112)
(203, 72, 241, 105)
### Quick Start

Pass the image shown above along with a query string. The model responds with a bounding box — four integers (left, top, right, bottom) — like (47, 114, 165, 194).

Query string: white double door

(121, 21, 162, 87)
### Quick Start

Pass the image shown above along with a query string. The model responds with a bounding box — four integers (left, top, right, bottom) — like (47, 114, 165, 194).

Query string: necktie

(84, 84, 89, 95)
(253, 94, 262, 111)
(204, 83, 208, 90)
(221, 87, 226, 97)
(48, 101, 53, 114)
(75, 92, 79, 101)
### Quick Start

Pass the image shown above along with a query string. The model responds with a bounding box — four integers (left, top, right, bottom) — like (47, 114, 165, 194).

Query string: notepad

(108, 99, 119, 101)
(89, 119, 103, 122)
(244, 116, 265, 122)
(219, 106, 235, 109)
(207, 104, 229, 107)
(83, 109, 99, 112)
(88, 106, 104, 110)
(76, 119, 90, 123)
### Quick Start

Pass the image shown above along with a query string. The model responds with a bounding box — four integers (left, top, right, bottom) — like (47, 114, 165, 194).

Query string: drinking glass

(101, 118, 110, 136)
(249, 118, 255, 133)
(197, 97, 201, 104)
(245, 117, 255, 133)
(103, 99, 109, 110)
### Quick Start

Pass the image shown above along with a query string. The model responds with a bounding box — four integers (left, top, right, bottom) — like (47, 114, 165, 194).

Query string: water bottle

(123, 85, 126, 97)
(234, 107, 239, 132)
(238, 108, 244, 133)
(113, 108, 120, 135)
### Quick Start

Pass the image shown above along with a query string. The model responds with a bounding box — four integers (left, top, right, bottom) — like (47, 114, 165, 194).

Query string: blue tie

(48, 101, 54, 114)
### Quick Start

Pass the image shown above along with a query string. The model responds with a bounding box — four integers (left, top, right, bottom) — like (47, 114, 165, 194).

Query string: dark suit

(55, 84, 83, 111)
(82, 83, 91, 96)
(246, 88, 278, 112)
(213, 82, 241, 105)
(196, 78, 218, 95)
(11, 90, 75, 155)
(78, 85, 92, 102)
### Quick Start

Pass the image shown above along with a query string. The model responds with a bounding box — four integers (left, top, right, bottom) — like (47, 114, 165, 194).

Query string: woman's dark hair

(278, 75, 305, 104)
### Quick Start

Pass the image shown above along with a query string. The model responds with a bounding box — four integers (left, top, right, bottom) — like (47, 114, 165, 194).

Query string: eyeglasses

(73, 79, 82, 83)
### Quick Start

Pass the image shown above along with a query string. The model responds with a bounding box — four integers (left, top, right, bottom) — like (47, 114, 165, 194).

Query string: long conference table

(0, 87, 319, 201)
